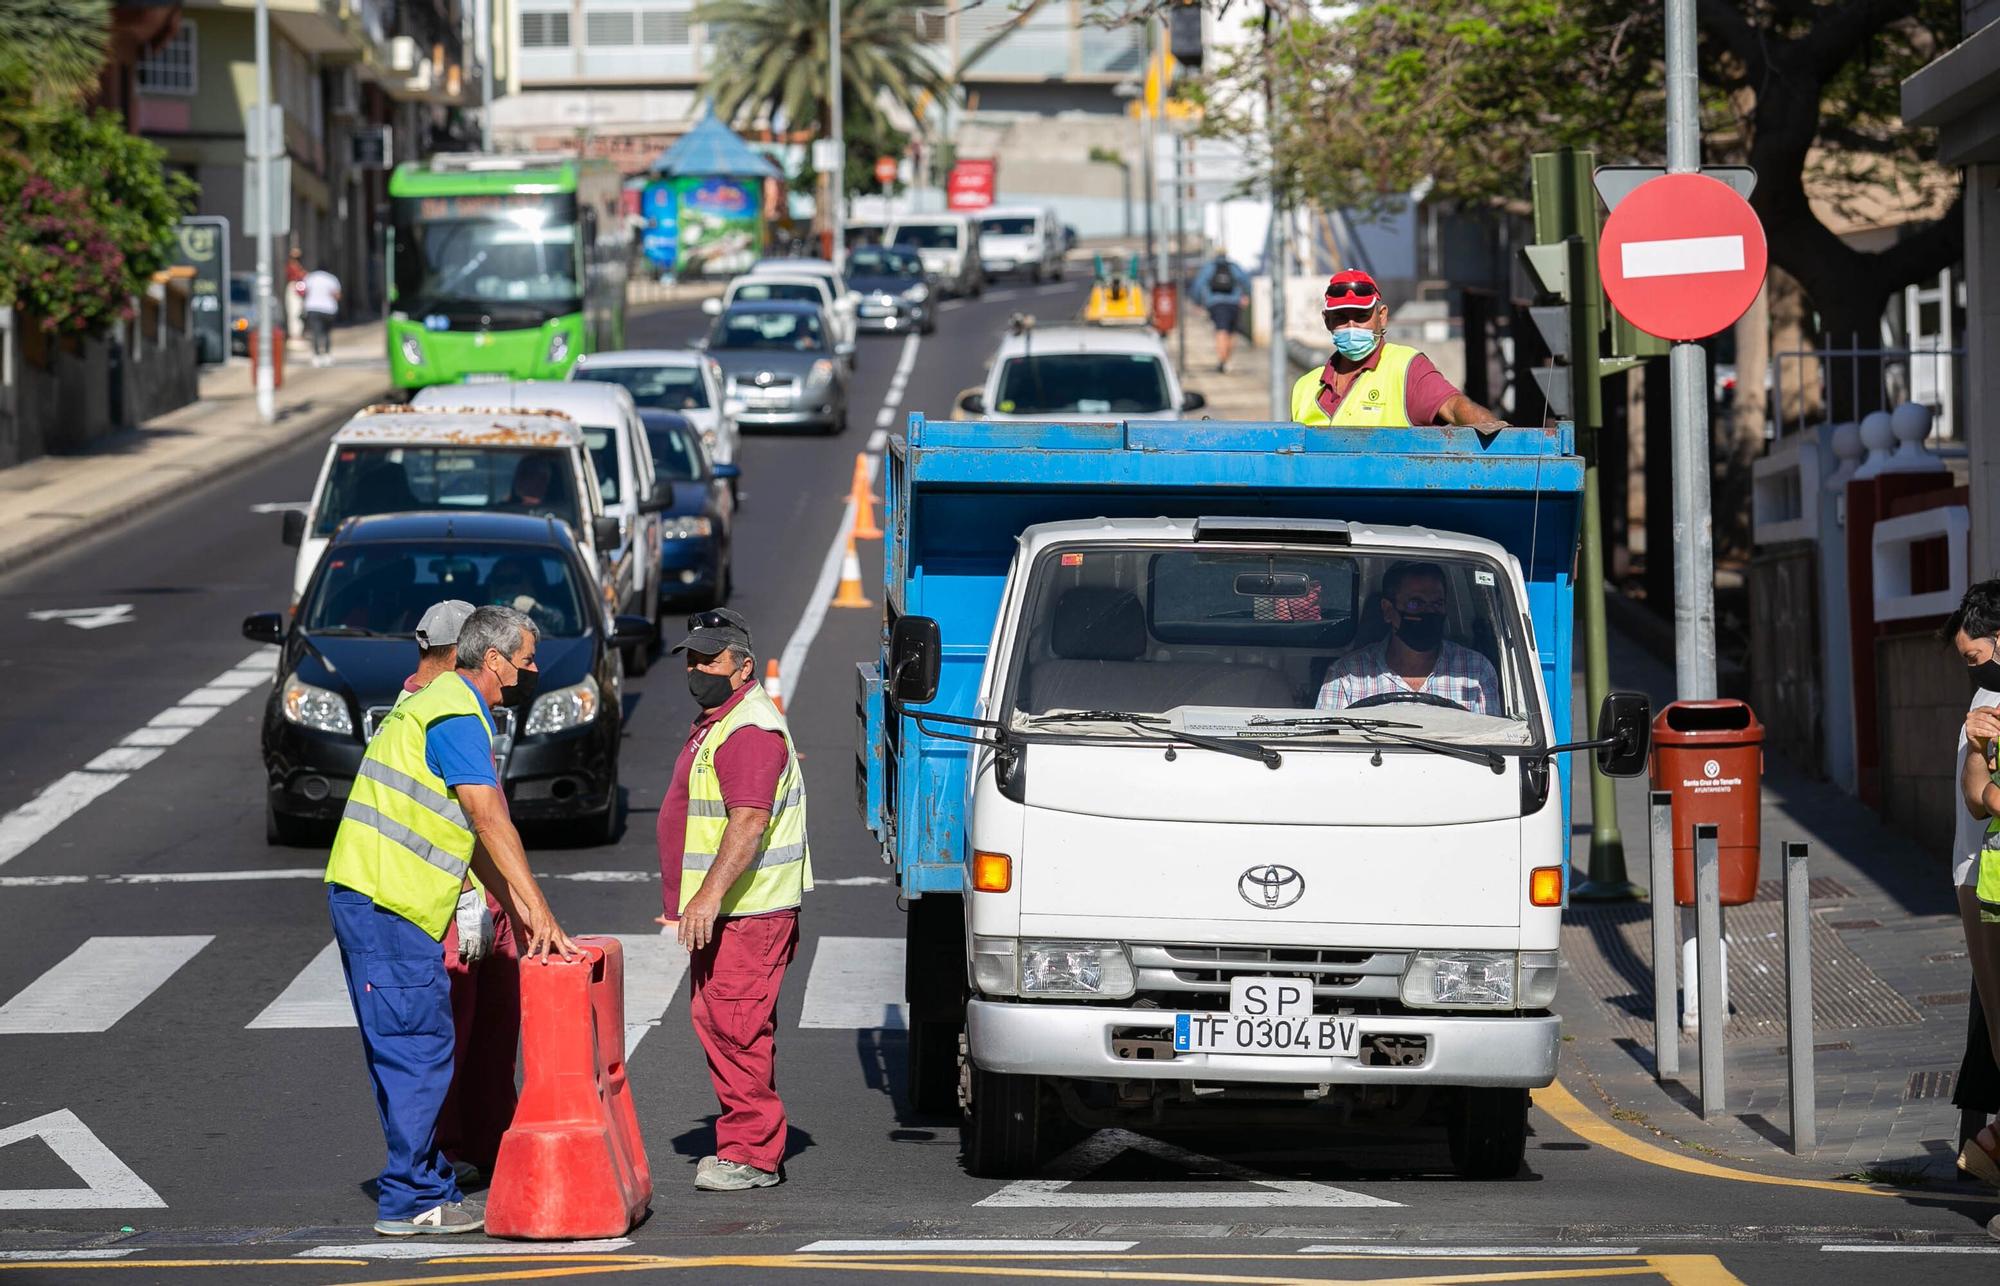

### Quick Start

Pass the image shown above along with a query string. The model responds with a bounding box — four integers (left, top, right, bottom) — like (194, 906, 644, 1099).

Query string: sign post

(172, 217, 230, 366)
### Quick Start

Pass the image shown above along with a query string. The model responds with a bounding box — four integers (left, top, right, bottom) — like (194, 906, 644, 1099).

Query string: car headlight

(1020, 941, 1135, 999)
(805, 359, 834, 391)
(399, 334, 424, 366)
(546, 330, 570, 365)
(902, 283, 930, 303)
(280, 674, 353, 735)
(1400, 950, 1518, 1009)
(660, 515, 713, 541)
(971, 936, 1020, 996)
(523, 674, 599, 737)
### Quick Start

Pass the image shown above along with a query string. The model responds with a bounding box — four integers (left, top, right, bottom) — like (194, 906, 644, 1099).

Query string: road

(0, 281, 1994, 1285)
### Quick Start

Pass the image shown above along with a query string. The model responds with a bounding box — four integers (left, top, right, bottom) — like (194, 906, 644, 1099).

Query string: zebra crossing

(0, 931, 908, 1052)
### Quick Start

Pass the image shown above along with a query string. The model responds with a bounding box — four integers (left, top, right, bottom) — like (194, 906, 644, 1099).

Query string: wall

(1875, 631, 1969, 862)
(0, 293, 200, 469)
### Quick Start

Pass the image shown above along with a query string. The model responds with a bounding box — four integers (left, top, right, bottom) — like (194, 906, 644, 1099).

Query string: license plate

(858, 304, 893, 317)
(1172, 977, 1358, 1057)
(745, 391, 790, 406)
(462, 371, 508, 383)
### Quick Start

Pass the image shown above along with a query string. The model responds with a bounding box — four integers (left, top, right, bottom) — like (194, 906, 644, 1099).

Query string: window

(585, 11, 635, 44)
(642, 9, 690, 44)
(994, 352, 1170, 416)
(137, 21, 197, 96)
(521, 10, 572, 47)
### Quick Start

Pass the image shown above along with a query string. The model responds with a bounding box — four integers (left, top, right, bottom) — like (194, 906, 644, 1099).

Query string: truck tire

(907, 1012, 962, 1116)
(962, 1064, 1044, 1178)
(904, 895, 966, 1115)
(1447, 1087, 1528, 1179)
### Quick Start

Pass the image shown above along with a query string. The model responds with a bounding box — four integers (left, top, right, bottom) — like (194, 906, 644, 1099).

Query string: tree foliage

(693, 0, 956, 140)
(0, 0, 112, 123)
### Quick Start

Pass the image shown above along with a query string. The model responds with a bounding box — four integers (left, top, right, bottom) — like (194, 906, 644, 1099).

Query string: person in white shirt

(302, 267, 342, 367)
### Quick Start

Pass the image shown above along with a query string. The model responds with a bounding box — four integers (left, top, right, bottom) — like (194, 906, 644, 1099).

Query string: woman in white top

(1945, 580, 2000, 1191)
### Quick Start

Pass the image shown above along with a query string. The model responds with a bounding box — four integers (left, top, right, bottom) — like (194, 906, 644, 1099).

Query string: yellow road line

(1539, 1078, 2000, 1201)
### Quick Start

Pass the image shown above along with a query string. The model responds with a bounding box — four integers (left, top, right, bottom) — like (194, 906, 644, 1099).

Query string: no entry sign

(1598, 173, 1767, 341)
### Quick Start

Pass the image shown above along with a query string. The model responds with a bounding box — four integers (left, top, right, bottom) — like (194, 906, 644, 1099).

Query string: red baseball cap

(1323, 269, 1381, 313)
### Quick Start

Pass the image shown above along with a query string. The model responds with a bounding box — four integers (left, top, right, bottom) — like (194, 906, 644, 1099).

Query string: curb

(0, 384, 385, 582)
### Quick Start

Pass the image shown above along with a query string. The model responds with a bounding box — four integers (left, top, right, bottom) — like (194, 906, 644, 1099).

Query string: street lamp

(827, 0, 845, 273)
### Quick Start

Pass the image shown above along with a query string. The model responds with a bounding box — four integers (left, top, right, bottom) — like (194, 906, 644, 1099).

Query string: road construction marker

(830, 537, 872, 609)
(764, 659, 785, 712)
(849, 454, 883, 540)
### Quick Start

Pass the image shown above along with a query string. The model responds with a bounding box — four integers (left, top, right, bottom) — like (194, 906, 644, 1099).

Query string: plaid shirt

(1316, 638, 1501, 716)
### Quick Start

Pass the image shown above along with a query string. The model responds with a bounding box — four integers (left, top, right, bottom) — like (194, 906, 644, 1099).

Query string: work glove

(455, 888, 494, 964)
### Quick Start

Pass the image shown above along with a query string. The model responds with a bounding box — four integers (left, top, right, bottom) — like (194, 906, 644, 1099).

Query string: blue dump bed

(857, 417, 1585, 895)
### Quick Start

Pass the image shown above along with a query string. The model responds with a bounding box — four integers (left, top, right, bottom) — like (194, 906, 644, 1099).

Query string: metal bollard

(1648, 791, 1678, 1079)
(1693, 823, 1725, 1119)
(1783, 840, 1816, 1152)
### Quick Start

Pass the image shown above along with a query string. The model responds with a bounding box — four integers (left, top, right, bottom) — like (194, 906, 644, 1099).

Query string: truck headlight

(523, 675, 599, 736)
(805, 359, 834, 391)
(281, 674, 353, 735)
(1400, 950, 1516, 1009)
(399, 334, 425, 366)
(902, 283, 930, 304)
(546, 330, 570, 365)
(972, 936, 1019, 996)
(1020, 942, 1135, 999)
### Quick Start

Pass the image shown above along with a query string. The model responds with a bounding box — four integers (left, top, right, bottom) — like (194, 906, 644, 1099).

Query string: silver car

(699, 300, 852, 435)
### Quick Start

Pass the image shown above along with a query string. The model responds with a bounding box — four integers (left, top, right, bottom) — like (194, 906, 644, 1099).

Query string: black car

(640, 409, 736, 609)
(845, 245, 934, 335)
(244, 511, 651, 846)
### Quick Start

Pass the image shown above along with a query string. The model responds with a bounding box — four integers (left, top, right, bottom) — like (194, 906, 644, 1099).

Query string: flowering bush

(0, 170, 128, 332)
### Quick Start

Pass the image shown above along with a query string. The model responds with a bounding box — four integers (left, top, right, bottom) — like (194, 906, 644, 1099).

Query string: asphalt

(0, 281, 1996, 1285)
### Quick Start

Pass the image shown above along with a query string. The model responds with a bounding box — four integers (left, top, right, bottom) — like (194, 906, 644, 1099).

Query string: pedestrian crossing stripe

(0, 937, 211, 1035)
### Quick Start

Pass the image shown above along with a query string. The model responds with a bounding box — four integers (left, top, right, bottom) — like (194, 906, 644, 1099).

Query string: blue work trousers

(328, 883, 462, 1221)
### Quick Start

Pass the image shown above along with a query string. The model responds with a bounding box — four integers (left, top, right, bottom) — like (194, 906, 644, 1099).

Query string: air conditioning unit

(329, 65, 361, 117)
(389, 36, 418, 73)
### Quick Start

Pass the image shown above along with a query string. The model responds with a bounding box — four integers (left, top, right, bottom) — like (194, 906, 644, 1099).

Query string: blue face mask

(1331, 326, 1379, 361)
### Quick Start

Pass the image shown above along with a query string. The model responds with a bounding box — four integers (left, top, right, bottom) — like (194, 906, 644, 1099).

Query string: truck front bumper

(966, 1000, 1559, 1088)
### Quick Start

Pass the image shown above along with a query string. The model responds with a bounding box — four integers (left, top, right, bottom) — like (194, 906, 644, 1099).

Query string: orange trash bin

(1649, 700, 1763, 907)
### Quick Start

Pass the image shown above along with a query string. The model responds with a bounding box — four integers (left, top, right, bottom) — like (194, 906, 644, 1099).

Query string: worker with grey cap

(404, 600, 477, 699)
(657, 608, 814, 1190)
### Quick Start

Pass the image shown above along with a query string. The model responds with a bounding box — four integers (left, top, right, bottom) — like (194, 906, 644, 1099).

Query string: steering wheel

(1348, 689, 1468, 712)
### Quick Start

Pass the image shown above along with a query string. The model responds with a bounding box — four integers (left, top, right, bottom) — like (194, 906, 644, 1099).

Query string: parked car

(957, 323, 1205, 422)
(641, 408, 737, 609)
(283, 405, 619, 612)
(413, 380, 664, 672)
(699, 300, 852, 434)
(845, 244, 934, 335)
(570, 348, 741, 485)
(245, 511, 651, 846)
(888, 214, 983, 298)
(229, 272, 254, 356)
(977, 206, 1064, 282)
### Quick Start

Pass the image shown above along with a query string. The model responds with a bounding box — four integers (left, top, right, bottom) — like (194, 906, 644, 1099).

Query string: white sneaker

(374, 1197, 484, 1236)
(694, 1155, 780, 1191)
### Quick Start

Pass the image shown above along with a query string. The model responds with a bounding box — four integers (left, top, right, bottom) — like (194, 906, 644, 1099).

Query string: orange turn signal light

(1529, 866, 1564, 907)
(972, 851, 1012, 893)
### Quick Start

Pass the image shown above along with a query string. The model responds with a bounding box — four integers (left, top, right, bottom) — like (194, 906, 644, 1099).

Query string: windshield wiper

(310, 625, 395, 638)
(1025, 709, 1281, 769)
(1246, 714, 1422, 731)
(1244, 714, 1503, 772)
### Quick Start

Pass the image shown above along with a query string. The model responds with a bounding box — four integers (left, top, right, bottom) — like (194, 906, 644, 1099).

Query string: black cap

(670, 607, 753, 658)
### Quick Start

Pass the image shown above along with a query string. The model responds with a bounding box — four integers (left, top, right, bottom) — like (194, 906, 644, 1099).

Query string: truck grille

(1130, 943, 1409, 1004)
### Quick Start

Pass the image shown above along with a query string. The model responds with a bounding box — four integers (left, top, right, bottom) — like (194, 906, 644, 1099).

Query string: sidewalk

(0, 323, 390, 578)
(1170, 303, 1306, 418)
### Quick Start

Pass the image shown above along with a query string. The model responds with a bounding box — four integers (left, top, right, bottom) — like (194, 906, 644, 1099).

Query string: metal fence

(1770, 337, 1964, 442)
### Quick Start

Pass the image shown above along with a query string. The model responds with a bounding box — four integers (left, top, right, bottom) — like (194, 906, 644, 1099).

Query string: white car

(412, 381, 665, 668)
(748, 257, 860, 342)
(706, 270, 857, 357)
(977, 206, 1064, 282)
(569, 349, 741, 481)
(888, 214, 983, 297)
(284, 405, 613, 610)
(957, 324, 1207, 422)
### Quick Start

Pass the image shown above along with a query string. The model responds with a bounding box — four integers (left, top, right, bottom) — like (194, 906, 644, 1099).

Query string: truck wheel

(962, 1064, 1044, 1178)
(1447, 1087, 1528, 1179)
(907, 1012, 962, 1116)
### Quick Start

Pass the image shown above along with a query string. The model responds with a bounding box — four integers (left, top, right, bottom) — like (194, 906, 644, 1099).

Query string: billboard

(947, 158, 996, 211)
(641, 181, 679, 270)
(676, 177, 760, 276)
(172, 216, 230, 366)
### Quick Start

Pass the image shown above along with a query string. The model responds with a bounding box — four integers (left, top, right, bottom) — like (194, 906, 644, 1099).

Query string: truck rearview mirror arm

(1538, 691, 1652, 778)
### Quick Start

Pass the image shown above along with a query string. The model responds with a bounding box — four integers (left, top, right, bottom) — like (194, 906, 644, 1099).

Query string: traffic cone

(763, 659, 785, 713)
(831, 537, 872, 608)
(850, 454, 883, 541)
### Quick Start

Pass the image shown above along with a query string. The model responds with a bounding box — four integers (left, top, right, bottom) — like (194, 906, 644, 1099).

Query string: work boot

(374, 1197, 484, 1237)
(694, 1156, 780, 1191)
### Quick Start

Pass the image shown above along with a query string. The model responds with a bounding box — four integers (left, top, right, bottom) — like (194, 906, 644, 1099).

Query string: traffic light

(1169, 0, 1203, 69)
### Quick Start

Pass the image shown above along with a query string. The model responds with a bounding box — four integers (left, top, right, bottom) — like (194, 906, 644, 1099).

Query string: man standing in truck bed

(1290, 270, 1507, 431)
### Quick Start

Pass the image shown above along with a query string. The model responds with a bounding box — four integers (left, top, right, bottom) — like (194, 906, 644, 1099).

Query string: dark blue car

(641, 408, 736, 610)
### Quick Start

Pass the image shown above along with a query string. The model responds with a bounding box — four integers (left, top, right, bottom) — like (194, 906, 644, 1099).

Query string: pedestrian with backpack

(1192, 253, 1248, 373)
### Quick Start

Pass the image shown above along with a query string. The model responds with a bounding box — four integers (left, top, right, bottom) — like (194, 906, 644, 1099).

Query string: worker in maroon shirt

(1289, 269, 1507, 430)
(655, 607, 813, 1191)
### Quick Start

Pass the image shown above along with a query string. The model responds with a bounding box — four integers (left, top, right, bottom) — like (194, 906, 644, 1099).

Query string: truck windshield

(1007, 544, 1536, 745)
(314, 445, 583, 537)
(995, 353, 1170, 416)
(893, 224, 959, 249)
(982, 217, 1036, 237)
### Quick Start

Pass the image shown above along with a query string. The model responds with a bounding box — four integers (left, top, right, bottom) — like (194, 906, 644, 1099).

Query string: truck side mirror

(1595, 691, 1651, 778)
(593, 515, 623, 550)
(281, 508, 306, 547)
(889, 615, 941, 706)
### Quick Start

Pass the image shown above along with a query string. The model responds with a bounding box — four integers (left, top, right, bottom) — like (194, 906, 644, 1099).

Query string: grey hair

(726, 644, 754, 670)
(456, 605, 537, 668)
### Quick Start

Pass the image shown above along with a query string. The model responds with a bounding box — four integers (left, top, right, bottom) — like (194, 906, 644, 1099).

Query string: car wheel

(266, 799, 316, 847)
(587, 772, 621, 846)
(624, 629, 651, 677)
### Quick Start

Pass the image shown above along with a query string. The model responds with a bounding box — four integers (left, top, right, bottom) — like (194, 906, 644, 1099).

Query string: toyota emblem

(754, 370, 775, 386)
(1238, 864, 1304, 909)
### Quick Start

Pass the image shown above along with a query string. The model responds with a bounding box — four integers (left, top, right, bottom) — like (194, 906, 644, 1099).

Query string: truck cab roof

(333, 405, 586, 448)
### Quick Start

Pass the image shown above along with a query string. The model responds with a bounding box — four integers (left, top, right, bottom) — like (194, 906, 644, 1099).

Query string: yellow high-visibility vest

(1981, 816, 2000, 924)
(680, 686, 813, 916)
(326, 674, 490, 938)
(1290, 342, 1417, 426)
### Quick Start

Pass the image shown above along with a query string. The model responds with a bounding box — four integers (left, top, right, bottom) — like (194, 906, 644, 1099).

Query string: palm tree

(0, 0, 112, 125)
(692, 0, 955, 140)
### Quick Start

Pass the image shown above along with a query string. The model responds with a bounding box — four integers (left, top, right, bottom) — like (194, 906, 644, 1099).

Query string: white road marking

(1820, 1245, 2000, 1254)
(866, 427, 890, 451)
(247, 941, 352, 1030)
(295, 1240, 633, 1259)
(1619, 234, 1746, 280)
(1300, 1245, 1642, 1256)
(0, 1108, 166, 1210)
(799, 1240, 1137, 1253)
(113, 868, 323, 884)
(0, 1250, 135, 1260)
(816, 875, 891, 886)
(0, 649, 270, 869)
(25, 605, 133, 630)
(613, 931, 689, 1059)
(83, 748, 164, 773)
(0, 936, 213, 1034)
(797, 936, 906, 1030)
(977, 1129, 1402, 1209)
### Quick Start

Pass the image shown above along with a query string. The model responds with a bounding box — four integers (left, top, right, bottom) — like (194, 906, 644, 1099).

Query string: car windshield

(229, 277, 252, 305)
(713, 310, 825, 351)
(573, 363, 710, 412)
(982, 216, 1036, 237)
(893, 223, 958, 249)
(1007, 545, 1536, 747)
(645, 420, 705, 481)
(303, 541, 588, 639)
(995, 352, 1171, 416)
(314, 445, 582, 537)
(734, 281, 822, 305)
(848, 247, 922, 278)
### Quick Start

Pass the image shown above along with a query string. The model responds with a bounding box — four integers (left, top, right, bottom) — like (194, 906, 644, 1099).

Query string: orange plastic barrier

(485, 936, 651, 1239)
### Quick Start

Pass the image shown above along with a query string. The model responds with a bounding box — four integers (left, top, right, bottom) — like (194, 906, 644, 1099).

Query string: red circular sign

(1598, 173, 1767, 342)
(875, 156, 898, 185)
